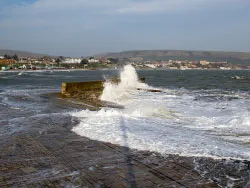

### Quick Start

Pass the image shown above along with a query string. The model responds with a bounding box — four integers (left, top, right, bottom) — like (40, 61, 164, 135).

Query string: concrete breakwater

(61, 80, 104, 99)
(61, 78, 146, 100)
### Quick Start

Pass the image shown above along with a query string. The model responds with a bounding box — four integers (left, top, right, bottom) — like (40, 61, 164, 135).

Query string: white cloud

(0, 0, 243, 28)
(116, 0, 233, 14)
(1, 0, 248, 56)
(1, 0, 234, 17)
(117, 0, 189, 14)
(0, 0, 124, 27)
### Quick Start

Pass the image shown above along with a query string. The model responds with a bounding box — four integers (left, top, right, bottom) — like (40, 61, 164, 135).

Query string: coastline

(1, 90, 249, 188)
(1, 69, 249, 187)
(1, 68, 250, 73)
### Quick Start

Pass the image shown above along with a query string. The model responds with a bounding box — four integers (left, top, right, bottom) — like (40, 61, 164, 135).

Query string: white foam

(71, 65, 250, 160)
(101, 64, 148, 105)
(72, 104, 250, 160)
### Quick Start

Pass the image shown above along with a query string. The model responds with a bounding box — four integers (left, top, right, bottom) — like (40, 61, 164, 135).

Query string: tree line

(3, 54, 19, 61)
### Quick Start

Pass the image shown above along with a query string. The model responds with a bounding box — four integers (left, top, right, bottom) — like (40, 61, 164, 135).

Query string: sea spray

(101, 64, 148, 104)
(71, 65, 250, 161)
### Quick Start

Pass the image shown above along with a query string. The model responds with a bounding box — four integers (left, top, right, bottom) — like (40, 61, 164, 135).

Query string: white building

(180, 66, 189, 70)
(219, 67, 231, 70)
(0, 56, 4, 59)
(88, 58, 99, 63)
(200, 61, 210, 66)
(63, 58, 81, 64)
(145, 64, 156, 68)
(21, 64, 27, 69)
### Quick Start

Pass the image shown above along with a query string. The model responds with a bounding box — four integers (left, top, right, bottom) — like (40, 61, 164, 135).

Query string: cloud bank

(0, 0, 249, 56)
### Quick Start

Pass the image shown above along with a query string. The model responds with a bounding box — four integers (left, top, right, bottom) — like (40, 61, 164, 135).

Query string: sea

(0, 66, 250, 187)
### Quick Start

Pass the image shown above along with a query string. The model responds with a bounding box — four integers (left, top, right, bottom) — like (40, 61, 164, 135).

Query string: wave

(71, 65, 250, 160)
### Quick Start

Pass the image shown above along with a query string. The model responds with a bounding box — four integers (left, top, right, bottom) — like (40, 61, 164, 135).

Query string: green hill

(0, 49, 49, 58)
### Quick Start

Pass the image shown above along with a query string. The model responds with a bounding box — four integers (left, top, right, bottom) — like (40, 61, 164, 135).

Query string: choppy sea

(0, 68, 250, 187)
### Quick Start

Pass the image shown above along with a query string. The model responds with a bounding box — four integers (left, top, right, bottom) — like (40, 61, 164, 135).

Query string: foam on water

(0, 112, 70, 136)
(72, 65, 250, 160)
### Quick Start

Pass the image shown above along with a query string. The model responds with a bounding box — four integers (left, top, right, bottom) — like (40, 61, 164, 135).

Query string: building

(219, 67, 231, 70)
(98, 57, 105, 63)
(88, 58, 99, 63)
(200, 61, 210, 66)
(169, 67, 178, 70)
(145, 64, 156, 68)
(153, 62, 163, 68)
(21, 64, 27, 69)
(180, 66, 189, 70)
(0, 59, 16, 65)
(63, 58, 81, 64)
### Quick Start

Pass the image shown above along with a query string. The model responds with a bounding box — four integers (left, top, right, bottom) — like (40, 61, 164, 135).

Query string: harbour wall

(61, 78, 146, 99)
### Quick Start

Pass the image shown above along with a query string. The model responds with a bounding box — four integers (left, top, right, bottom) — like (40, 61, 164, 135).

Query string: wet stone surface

(0, 115, 249, 188)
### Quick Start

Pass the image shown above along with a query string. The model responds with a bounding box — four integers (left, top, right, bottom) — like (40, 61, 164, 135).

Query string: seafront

(1, 52, 250, 72)
(1, 68, 250, 188)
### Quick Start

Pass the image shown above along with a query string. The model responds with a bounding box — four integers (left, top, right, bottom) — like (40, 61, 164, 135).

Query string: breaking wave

(72, 65, 250, 160)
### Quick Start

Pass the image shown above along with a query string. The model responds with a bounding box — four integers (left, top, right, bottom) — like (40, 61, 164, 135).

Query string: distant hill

(97, 50, 250, 65)
(0, 49, 49, 58)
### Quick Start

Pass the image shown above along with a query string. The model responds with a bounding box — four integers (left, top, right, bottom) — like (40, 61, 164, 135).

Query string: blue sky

(0, 0, 249, 57)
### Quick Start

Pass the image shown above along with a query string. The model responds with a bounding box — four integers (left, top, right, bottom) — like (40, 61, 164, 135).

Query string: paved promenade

(0, 115, 220, 188)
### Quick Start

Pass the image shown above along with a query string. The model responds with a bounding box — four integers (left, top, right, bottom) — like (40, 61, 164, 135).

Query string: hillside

(98, 50, 250, 65)
(1, 49, 250, 65)
(0, 49, 49, 58)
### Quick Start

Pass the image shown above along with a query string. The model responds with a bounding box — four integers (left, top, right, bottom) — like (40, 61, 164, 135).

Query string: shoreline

(1, 68, 250, 73)
(51, 94, 250, 162)
(1, 113, 249, 187)
(1, 69, 249, 187)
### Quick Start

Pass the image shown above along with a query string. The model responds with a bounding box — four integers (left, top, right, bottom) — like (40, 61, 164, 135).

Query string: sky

(0, 0, 249, 57)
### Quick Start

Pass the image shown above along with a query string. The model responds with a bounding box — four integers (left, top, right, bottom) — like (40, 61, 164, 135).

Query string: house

(20, 64, 27, 69)
(219, 67, 231, 70)
(200, 61, 210, 66)
(153, 62, 162, 67)
(63, 58, 81, 64)
(98, 57, 105, 63)
(88, 58, 99, 63)
(0, 59, 16, 65)
(180, 66, 189, 70)
(169, 67, 178, 70)
(145, 64, 156, 68)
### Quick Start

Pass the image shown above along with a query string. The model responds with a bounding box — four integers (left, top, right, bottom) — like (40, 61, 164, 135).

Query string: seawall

(61, 81, 104, 99)
(61, 78, 146, 100)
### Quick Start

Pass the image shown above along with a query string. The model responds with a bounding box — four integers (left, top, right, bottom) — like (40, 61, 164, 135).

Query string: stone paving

(0, 117, 220, 188)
